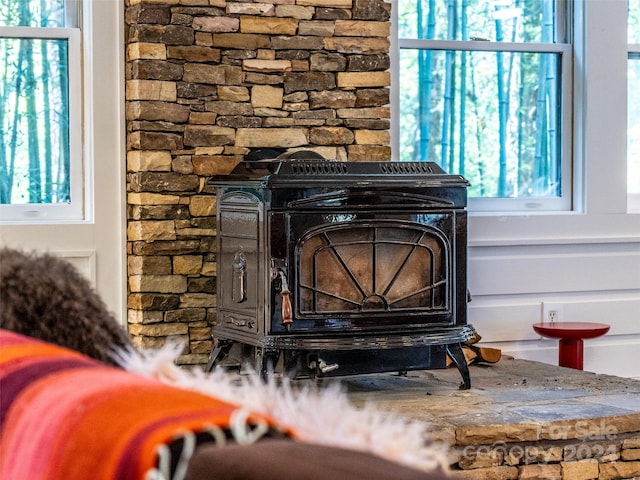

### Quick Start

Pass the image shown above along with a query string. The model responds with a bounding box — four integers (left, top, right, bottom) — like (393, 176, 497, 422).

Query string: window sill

(468, 210, 640, 247)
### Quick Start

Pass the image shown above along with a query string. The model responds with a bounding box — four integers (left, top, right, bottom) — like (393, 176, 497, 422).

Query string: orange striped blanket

(0, 330, 281, 480)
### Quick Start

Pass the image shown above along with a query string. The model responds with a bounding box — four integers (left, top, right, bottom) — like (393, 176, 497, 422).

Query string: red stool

(532, 322, 610, 370)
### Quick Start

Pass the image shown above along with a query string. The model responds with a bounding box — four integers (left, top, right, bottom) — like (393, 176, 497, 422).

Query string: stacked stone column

(124, 0, 391, 365)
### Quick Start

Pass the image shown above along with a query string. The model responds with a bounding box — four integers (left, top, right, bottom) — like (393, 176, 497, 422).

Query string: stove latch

(308, 356, 339, 375)
(232, 249, 247, 303)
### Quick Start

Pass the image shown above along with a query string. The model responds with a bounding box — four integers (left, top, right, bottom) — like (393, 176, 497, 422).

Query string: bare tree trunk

(517, 64, 525, 194)
(495, 16, 508, 196)
(533, 0, 556, 195)
(417, 0, 437, 161)
(544, 1, 559, 195)
(441, 0, 458, 172)
(40, 0, 53, 202)
(458, 0, 468, 176)
(469, 56, 486, 196)
(57, 38, 70, 202)
(506, 18, 519, 195)
(0, 48, 11, 203)
(24, 39, 41, 203)
(6, 2, 30, 204)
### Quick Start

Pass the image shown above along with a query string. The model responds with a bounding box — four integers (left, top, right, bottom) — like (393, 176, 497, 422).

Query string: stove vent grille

(380, 162, 436, 175)
(286, 161, 441, 176)
(290, 162, 349, 175)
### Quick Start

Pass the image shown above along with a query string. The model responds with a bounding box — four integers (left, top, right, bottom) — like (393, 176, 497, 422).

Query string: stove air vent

(380, 162, 437, 175)
(290, 161, 349, 176)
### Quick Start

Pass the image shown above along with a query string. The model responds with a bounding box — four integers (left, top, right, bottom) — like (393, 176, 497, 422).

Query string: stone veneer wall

(124, 0, 391, 365)
(448, 432, 640, 479)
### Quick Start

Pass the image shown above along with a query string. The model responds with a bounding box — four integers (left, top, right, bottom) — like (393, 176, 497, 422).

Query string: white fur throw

(116, 343, 448, 474)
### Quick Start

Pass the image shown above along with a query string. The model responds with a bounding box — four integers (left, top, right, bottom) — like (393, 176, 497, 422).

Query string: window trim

(0, 23, 84, 223)
(393, 1, 639, 246)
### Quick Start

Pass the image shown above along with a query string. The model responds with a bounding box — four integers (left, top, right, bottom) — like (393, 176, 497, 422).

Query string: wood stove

(206, 154, 475, 388)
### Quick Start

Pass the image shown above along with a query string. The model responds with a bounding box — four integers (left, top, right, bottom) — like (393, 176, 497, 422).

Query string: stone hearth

(342, 358, 640, 480)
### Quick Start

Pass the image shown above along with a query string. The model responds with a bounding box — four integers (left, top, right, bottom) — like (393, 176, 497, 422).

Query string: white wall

(467, 239, 640, 379)
(0, 0, 126, 324)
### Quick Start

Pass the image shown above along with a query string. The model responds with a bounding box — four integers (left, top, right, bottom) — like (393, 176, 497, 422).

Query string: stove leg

(446, 343, 471, 390)
(260, 349, 281, 381)
(282, 350, 303, 378)
(206, 339, 233, 372)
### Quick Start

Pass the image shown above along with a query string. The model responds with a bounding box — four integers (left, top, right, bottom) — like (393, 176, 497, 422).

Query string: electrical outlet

(542, 302, 563, 323)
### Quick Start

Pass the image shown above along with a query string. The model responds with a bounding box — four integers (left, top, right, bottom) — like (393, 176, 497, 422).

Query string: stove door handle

(281, 288, 293, 326)
(277, 270, 293, 327)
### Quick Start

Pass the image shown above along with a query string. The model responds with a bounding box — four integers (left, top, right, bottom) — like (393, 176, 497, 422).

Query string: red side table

(532, 322, 610, 370)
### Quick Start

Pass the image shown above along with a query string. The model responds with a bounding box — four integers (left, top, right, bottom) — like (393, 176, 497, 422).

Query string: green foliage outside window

(397, 0, 564, 199)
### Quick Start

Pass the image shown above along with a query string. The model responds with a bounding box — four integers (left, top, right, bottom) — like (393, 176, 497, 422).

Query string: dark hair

(0, 248, 133, 366)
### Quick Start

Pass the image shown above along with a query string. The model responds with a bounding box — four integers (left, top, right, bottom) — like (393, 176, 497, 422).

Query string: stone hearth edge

(342, 358, 640, 480)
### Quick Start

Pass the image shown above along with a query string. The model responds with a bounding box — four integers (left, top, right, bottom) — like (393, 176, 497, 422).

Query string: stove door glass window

(296, 220, 450, 317)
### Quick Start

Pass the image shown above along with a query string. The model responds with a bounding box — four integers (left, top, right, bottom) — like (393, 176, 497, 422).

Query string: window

(395, 0, 572, 211)
(0, 0, 83, 222)
(629, 0, 640, 207)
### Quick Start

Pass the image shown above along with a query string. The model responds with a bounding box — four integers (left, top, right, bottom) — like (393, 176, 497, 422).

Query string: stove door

(276, 213, 456, 333)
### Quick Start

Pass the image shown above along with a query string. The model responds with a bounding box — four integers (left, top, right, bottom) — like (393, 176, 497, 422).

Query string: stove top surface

(209, 156, 469, 189)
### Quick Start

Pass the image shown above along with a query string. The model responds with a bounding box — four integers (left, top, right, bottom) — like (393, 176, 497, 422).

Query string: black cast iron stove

(206, 153, 475, 388)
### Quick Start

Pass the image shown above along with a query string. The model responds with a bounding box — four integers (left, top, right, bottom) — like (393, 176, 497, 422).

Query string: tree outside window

(0, 0, 81, 218)
(397, 0, 571, 209)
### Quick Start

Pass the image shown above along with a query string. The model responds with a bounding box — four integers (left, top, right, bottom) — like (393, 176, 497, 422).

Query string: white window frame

(393, 1, 639, 247)
(0, 5, 86, 223)
(0, 0, 125, 322)
(392, 1, 572, 213)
